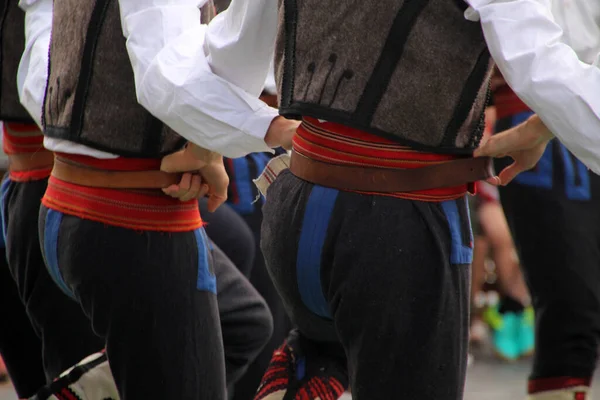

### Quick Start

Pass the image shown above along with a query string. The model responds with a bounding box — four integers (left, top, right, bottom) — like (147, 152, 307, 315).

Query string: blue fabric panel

(194, 228, 217, 294)
(0, 178, 12, 249)
(560, 144, 591, 201)
(44, 209, 75, 299)
(296, 186, 339, 319)
(441, 200, 473, 265)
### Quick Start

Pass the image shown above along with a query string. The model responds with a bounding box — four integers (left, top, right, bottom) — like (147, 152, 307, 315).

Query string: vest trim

(279, 102, 475, 156)
(442, 48, 491, 147)
(280, 0, 298, 110)
(355, 0, 430, 125)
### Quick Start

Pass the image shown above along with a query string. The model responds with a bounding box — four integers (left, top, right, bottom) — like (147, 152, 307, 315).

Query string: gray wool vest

(214, 0, 230, 13)
(0, 0, 35, 123)
(275, 0, 493, 154)
(44, 0, 215, 158)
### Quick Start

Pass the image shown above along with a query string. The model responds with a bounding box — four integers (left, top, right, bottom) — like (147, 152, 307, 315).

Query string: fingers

(484, 176, 502, 186)
(207, 193, 227, 213)
(206, 176, 229, 212)
(474, 134, 513, 158)
(497, 163, 523, 186)
(162, 173, 208, 201)
(179, 174, 202, 202)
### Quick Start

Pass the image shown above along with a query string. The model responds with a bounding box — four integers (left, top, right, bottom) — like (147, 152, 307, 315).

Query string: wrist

(264, 116, 284, 148)
(187, 143, 223, 166)
(264, 116, 300, 149)
(526, 115, 554, 142)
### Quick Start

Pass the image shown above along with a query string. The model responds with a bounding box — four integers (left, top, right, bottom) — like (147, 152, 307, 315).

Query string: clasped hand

(160, 143, 229, 212)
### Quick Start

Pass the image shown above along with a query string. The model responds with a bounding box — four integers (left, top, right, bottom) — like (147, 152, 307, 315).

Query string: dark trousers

(224, 154, 293, 399)
(38, 205, 272, 399)
(0, 245, 46, 398)
(200, 199, 256, 279)
(260, 170, 472, 400)
(496, 112, 600, 380)
(0, 177, 103, 380)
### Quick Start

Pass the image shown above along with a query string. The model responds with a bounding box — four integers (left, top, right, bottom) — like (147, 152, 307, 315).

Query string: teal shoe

(484, 306, 520, 361)
(517, 306, 535, 358)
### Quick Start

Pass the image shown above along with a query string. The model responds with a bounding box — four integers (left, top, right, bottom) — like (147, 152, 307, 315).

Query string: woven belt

(51, 156, 181, 189)
(8, 151, 55, 172)
(289, 150, 494, 193)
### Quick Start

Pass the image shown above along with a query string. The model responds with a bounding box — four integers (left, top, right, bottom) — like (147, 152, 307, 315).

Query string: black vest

(0, 0, 35, 123)
(275, 0, 493, 154)
(44, 0, 215, 158)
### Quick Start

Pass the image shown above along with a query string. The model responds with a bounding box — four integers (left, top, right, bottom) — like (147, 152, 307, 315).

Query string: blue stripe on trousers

(296, 186, 339, 319)
(194, 228, 217, 294)
(441, 199, 473, 265)
(43, 209, 76, 299)
(0, 178, 12, 249)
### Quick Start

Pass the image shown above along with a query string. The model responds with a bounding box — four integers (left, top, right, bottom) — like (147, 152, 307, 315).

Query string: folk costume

(20, 0, 272, 398)
(0, 0, 103, 386)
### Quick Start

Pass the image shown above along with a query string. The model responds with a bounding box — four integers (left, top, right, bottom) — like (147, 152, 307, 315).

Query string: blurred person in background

(470, 108, 533, 363)
(478, 1, 600, 397)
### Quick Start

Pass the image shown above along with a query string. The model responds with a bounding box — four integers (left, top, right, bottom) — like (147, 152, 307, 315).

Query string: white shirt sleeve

(120, 0, 279, 159)
(465, 0, 600, 175)
(17, 0, 53, 128)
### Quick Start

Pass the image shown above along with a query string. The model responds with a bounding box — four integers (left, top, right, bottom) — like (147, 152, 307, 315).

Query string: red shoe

(254, 330, 348, 400)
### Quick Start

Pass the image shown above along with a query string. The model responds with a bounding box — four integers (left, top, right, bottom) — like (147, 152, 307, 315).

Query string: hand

(195, 161, 229, 212)
(264, 116, 301, 150)
(163, 172, 209, 202)
(474, 115, 554, 186)
(161, 144, 229, 211)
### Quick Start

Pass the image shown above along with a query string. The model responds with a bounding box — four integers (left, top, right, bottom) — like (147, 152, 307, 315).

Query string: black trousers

(39, 205, 272, 399)
(496, 112, 600, 380)
(224, 154, 293, 399)
(200, 199, 256, 279)
(0, 245, 46, 398)
(0, 177, 103, 381)
(261, 170, 472, 400)
(200, 199, 275, 385)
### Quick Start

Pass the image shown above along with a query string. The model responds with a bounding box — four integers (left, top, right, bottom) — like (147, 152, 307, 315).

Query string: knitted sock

(31, 351, 119, 400)
(254, 330, 348, 400)
(527, 377, 591, 400)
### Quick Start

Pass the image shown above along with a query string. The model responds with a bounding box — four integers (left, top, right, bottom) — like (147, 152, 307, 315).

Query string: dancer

(18, 0, 281, 398)
(0, 0, 102, 390)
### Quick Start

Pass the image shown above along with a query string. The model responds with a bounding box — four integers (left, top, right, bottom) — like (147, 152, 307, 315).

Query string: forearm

(121, 0, 279, 158)
(467, 0, 600, 173)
